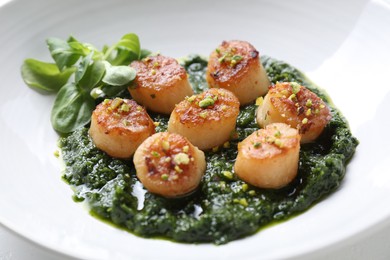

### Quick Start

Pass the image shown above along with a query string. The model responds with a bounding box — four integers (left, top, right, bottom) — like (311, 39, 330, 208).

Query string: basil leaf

(104, 33, 140, 65)
(21, 59, 75, 92)
(47, 38, 81, 71)
(51, 82, 95, 133)
(78, 60, 106, 90)
(102, 61, 136, 86)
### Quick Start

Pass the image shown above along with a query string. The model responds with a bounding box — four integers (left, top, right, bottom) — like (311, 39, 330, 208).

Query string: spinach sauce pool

(59, 55, 358, 245)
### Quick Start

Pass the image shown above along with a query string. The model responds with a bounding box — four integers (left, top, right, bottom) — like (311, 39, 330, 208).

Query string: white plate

(1, 0, 390, 259)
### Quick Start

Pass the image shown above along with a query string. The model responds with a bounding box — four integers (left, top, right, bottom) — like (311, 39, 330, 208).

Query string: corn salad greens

(21, 33, 149, 133)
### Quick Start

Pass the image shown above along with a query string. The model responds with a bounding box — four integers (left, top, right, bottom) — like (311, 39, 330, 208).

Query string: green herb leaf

(104, 33, 140, 65)
(51, 82, 95, 133)
(47, 37, 82, 71)
(102, 61, 136, 86)
(21, 59, 75, 92)
(75, 52, 93, 84)
(78, 60, 106, 91)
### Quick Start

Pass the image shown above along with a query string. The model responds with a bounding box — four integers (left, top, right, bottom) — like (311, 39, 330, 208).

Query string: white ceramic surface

(1, 0, 390, 259)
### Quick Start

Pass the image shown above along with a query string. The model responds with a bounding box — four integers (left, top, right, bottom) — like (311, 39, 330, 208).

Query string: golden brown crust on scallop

(134, 132, 206, 198)
(257, 82, 331, 143)
(207, 40, 259, 87)
(173, 88, 239, 126)
(130, 55, 188, 91)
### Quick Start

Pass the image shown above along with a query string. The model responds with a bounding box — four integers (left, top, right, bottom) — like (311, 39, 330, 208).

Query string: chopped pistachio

(153, 122, 160, 127)
(199, 111, 208, 119)
(274, 139, 283, 148)
(234, 198, 248, 207)
(120, 103, 130, 112)
(151, 69, 156, 75)
(222, 171, 233, 180)
(110, 98, 123, 110)
(255, 96, 264, 106)
(306, 99, 313, 108)
(103, 99, 110, 105)
(302, 118, 308, 124)
(153, 61, 159, 68)
(164, 157, 172, 163)
(248, 190, 256, 196)
(253, 142, 261, 149)
(161, 174, 169, 181)
(174, 165, 183, 173)
(182, 145, 189, 153)
(223, 141, 230, 149)
(242, 183, 249, 192)
(122, 120, 129, 126)
(137, 106, 143, 112)
(320, 104, 325, 109)
(53, 150, 60, 158)
(186, 95, 196, 102)
(306, 108, 312, 116)
(215, 48, 221, 54)
(291, 82, 301, 94)
(162, 141, 170, 151)
(151, 151, 160, 157)
(274, 130, 281, 138)
(199, 97, 215, 108)
(288, 94, 296, 101)
(171, 174, 179, 180)
(212, 146, 219, 153)
(174, 152, 190, 165)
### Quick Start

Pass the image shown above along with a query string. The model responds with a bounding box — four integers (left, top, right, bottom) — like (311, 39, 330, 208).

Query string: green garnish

(21, 33, 143, 133)
(199, 97, 215, 108)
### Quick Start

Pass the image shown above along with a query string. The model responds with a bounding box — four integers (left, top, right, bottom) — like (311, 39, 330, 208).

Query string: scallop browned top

(173, 88, 240, 125)
(207, 40, 259, 87)
(143, 132, 197, 182)
(130, 55, 187, 91)
(268, 82, 331, 135)
(93, 98, 155, 135)
(239, 123, 300, 159)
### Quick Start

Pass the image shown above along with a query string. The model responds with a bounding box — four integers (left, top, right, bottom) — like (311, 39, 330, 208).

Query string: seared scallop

(129, 55, 194, 114)
(234, 123, 300, 189)
(89, 98, 155, 159)
(133, 132, 206, 198)
(206, 40, 270, 105)
(168, 88, 240, 150)
(256, 82, 331, 143)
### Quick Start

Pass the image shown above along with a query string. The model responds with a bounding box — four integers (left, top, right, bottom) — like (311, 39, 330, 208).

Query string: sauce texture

(59, 55, 358, 244)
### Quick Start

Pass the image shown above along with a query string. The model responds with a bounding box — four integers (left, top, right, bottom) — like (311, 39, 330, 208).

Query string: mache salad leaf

(21, 33, 143, 134)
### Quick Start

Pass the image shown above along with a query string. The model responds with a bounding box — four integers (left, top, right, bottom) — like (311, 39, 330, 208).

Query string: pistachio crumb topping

(253, 142, 261, 149)
(182, 145, 189, 153)
(199, 111, 208, 119)
(199, 97, 215, 108)
(274, 130, 282, 138)
(242, 183, 249, 192)
(186, 95, 196, 102)
(120, 103, 130, 112)
(162, 141, 170, 151)
(164, 157, 171, 163)
(151, 151, 160, 158)
(161, 174, 169, 181)
(290, 82, 301, 94)
(255, 96, 264, 106)
(306, 108, 312, 116)
(222, 171, 233, 180)
(173, 153, 190, 165)
(174, 165, 183, 173)
(274, 139, 283, 148)
(248, 190, 256, 196)
(306, 99, 313, 108)
(234, 198, 248, 207)
(302, 118, 308, 124)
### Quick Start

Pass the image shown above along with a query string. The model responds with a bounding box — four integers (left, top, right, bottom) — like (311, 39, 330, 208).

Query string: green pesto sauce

(59, 55, 358, 245)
